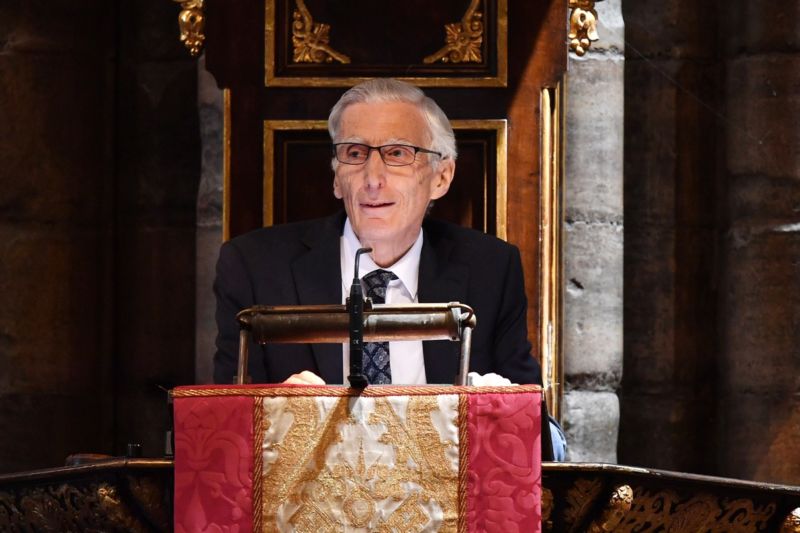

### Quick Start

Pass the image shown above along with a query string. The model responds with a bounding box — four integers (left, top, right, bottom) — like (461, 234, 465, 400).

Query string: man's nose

(363, 149, 386, 188)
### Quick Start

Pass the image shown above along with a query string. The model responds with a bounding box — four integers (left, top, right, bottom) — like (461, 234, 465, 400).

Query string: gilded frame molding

(264, 0, 508, 88)
(262, 119, 507, 238)
(539, 84, 565, 422)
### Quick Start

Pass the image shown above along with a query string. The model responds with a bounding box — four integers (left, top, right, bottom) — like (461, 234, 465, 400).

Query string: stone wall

(619, 0, 721, 474)
(620, 0, 800, 483)
(562, 0, 625, 462)
(717, 1, 800, 483)
(0, 1, 198, 472)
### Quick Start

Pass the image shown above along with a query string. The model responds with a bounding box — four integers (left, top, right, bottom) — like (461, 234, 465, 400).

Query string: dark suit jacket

(213, 212, 541, 386)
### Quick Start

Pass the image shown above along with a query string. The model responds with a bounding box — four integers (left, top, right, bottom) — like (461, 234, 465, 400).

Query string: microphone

(347, 247, 372, 389)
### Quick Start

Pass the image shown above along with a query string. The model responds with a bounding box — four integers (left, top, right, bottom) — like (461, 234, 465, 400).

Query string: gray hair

(328, 79, 458, 164)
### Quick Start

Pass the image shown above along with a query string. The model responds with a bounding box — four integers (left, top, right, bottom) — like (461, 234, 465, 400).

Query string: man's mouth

(361, 202, 394, 209)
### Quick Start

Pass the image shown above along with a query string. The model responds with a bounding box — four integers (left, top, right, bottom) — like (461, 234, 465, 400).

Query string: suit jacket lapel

(418, 224, 469, 384)
(291, 213, 345, 384)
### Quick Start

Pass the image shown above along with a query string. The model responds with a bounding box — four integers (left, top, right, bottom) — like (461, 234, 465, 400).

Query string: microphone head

(353, 247, 373, 283)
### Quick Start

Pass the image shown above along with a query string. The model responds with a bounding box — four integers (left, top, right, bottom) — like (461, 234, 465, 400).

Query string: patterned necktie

(361, 269, 398, 384)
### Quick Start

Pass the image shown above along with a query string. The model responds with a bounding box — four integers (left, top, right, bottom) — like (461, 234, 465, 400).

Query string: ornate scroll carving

(541, 487, 554, 532)
(172, 0, 205, 57)
(568, 0, 599, 56)
(563, 477, 603, 526)
(0, 482, 160, 531)
(291, 0, 350, 64)
(783, 508, 800, 533)
(615, 488, 776, 532)
(423, 0, 484, 64)
(588, 484, 633, 532)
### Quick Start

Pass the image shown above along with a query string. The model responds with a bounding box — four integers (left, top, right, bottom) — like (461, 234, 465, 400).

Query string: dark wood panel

(270, 0, 499, 81)
(269, 128, 498, 233)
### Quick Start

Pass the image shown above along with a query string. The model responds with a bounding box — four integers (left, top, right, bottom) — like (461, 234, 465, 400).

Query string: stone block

(564, 220, 623, 385)
(584, 0, 625, 54)
(0, 225, 109, 395)
(624, 222, 717, 389)
(114, 61, 199, 216)
(114, 223, 196, 383)
(0, 1, 111, 55)
(624, 59, 720, 226)
(196, 225, 222, 385)
(723, 2, 800, 54)
(0, 54, 110, 224)
(566, 56, 624, 222)
(618, 389, 714, 474)
(622, 0, 716, 59)
(719, 230, 800, 394)
(725, 55, 800, 180)
(727, 173, 800, 224)
(717, 391, 800, 484)
(197, 58, 224, 227)
(563, 390, 619, 463)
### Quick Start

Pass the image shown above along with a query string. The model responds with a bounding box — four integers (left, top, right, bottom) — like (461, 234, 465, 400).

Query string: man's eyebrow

(334, 137, 417, 146)
(383, 138, 415, 146)
(336, 137, 365, 144)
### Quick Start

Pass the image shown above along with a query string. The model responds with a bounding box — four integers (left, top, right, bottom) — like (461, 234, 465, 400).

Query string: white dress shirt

(340, 218, 427, 384)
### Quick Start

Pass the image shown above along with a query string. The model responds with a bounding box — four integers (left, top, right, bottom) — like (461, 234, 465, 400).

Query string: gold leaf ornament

(172, 0, 205, 57)
(424, 0, 484, 64)
(568, 0, 599, 56)
(291, 0, 350, 64)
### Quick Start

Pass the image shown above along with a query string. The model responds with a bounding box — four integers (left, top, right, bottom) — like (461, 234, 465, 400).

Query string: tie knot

(362, 269, 398, 303)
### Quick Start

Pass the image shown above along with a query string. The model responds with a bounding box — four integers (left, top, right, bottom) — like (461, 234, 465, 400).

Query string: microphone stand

(347, 247, 372, 389)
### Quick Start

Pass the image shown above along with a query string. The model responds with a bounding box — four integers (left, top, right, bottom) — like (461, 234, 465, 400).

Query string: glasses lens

(336, 143, 370, 164)
(380, 145, 416, 166)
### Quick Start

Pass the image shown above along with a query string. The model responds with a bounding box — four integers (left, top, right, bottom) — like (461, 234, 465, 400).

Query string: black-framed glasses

(333, 143, 442, 167)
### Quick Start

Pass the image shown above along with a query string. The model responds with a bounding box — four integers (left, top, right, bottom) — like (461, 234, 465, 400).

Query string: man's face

(333, 101, 454, 255)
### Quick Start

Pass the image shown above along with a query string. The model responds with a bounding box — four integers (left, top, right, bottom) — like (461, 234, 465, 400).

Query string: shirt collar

(341, 218, 422, 298)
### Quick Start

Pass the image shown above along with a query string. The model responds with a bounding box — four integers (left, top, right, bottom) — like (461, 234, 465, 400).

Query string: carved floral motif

(424, 0, 484, 64)
(291, 0, 350, 64)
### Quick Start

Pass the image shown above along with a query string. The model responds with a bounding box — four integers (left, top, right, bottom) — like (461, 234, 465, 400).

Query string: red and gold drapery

(173, 384, 542, 532)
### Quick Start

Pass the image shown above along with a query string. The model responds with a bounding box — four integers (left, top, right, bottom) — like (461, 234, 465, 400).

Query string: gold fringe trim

(252, 397, 264, 533)
(172, 384, 543, 398)
(458, 393, 469, 533)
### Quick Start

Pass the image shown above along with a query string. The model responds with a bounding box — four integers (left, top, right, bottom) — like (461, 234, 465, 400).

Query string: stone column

(718, 2, 800, 483)
(195, 57, 224, 384)
(619, 0, 721, 473)
(0, 3, 116, 472)
(563, 0, 625, 461)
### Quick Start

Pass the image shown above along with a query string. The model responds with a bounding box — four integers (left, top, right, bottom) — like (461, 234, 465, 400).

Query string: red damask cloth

(173, 384, 542, 533)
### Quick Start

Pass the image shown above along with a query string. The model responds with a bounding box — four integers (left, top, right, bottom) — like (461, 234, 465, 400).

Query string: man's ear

(333, 177, 343, 199)
(429, 159, 455, 200)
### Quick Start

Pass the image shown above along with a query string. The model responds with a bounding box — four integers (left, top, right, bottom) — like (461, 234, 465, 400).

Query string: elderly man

(213, 78, 542, 389)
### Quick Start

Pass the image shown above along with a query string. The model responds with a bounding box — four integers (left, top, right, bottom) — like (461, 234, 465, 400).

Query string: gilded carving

(172, 0, 205, 57)
(0, 483, 152, 531)
(424, 0, 484, 64)
(563, 477, 603, 527)
(612, 487, 777, 532)
(541, 487, 554, 532)
(782, 508, 800, 533)
(568, 0, 599, 56)
(589, 484, 633, 532)
(291, 0, 350, 64)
